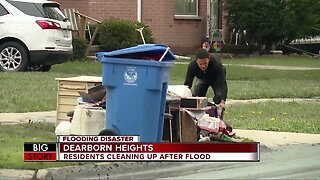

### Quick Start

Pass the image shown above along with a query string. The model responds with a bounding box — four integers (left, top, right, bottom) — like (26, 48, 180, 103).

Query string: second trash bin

(96, 44, 175, 142)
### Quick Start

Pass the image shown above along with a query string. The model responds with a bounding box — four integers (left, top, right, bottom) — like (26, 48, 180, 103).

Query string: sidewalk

(234, 129, 320, 148)
(0, 111, 56, 124)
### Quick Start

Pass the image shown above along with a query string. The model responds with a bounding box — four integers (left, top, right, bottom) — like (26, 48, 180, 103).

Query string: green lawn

(0, 123, 85, 170)
(226, 101, 320, 134)
(0, 61, 102, 113)
(171, 64, 320, 100)
(0, 56, 319, 113)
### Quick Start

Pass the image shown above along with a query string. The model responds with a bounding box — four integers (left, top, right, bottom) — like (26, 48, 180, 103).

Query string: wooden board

(180, 97, 208, 109)
(58, 96, 78, 107)
(179, 110, 198, 142)
(55, 76, 102, 83)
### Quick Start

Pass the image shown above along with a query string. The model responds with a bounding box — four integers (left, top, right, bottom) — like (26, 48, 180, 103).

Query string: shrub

(98, 18, 153, 51)
(72, 37, 88, 60)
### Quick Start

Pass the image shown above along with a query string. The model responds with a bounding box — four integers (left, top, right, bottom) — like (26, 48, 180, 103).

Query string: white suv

(0, 0, 72, 71)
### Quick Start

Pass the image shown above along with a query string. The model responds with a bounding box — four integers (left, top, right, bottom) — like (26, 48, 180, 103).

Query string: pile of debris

(77, 85, 106, 109)
(185, 104, 237, 143)
(167, 85, 238, 143)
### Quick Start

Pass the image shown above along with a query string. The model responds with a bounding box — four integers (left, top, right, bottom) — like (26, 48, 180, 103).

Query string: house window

(175, 0, 198, 16)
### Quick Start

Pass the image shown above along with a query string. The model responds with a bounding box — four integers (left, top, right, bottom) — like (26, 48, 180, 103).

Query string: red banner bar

(24, 152, 56, 161)
(59, 143, 259, 153)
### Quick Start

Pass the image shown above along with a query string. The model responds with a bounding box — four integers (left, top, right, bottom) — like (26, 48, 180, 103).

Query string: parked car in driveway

(0, 0, 73, 72)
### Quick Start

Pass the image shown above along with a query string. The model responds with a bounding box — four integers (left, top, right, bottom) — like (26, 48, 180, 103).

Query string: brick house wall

(56, 0, 137, 20)
(57, 0, 89, 16)
(56, 0, 214, 55)
(142, 1, 207, 55)
(88, 0, 137, 21)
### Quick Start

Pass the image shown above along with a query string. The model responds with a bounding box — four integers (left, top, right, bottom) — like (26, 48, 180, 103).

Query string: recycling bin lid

(96, 44, 175, 61)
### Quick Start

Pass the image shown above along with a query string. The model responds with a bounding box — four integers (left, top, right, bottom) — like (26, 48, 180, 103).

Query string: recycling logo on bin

(124, 67, 138, 85)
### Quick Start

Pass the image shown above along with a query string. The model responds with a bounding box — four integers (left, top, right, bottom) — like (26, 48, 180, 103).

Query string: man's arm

(184, 62, 195, 89)
(212, 63, 228, 105)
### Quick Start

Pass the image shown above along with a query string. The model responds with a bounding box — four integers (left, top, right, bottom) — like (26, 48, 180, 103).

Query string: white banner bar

(58, 152, 259, 162)
(57, 136, 140, 143)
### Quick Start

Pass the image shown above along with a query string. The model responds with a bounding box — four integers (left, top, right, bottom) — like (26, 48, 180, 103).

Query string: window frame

(0, 4, 9, 16)
(175, 0, 199, 19)
(42, 4, 66, 21)
(6, 0, 65, 21)
(7, 0, 44, 17)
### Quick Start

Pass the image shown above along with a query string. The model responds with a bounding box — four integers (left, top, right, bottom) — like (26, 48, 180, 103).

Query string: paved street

(158, 144, 320, 179)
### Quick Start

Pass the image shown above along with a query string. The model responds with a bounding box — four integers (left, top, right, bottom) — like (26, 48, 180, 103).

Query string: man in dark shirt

(184, 48, 228, 109)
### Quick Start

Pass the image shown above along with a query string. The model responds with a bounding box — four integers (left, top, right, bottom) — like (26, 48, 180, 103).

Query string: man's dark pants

(193, 79, 222, 104)
(193, 66, 226, 104)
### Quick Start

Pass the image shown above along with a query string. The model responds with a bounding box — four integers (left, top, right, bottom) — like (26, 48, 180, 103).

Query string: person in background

(184, 48, 228, 109)
(202, 36, 211, 51)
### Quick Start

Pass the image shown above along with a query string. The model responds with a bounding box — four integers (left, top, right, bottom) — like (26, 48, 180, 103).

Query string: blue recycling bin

(96, 44, 175, 142)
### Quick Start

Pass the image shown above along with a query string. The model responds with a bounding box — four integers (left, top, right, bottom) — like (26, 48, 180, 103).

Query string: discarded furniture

(63, 9, 102, 57)
(163, 95, 181, 142)
(74, 11, 102, 57)
(55, 76, 102, 125)
(70, 104, 105, 135)
(179, 97, 210, 142)
(63, 9, 79, 32)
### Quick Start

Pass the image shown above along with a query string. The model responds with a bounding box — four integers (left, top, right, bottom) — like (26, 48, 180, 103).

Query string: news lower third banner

(24, 136, 260, 162)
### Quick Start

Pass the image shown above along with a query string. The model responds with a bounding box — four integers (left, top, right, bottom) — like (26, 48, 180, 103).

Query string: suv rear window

(42, 4, 66, 21)
(7, 0, 66, 21)
(0, 4, 9, 16)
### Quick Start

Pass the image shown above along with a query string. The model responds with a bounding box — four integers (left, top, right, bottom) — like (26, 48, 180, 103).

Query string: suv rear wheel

(0, 41, 29, 72)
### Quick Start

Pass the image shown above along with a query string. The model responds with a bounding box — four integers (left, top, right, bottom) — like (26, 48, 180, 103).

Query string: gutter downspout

(206, 0, 211, 38)
(137, 0, 142, 22)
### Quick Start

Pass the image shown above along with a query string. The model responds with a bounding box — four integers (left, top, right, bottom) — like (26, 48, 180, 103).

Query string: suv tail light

(36, 20, 61, 29)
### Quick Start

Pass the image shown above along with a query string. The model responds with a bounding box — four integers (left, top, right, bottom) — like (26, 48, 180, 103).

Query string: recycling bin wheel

(98, 129, 119, 136)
